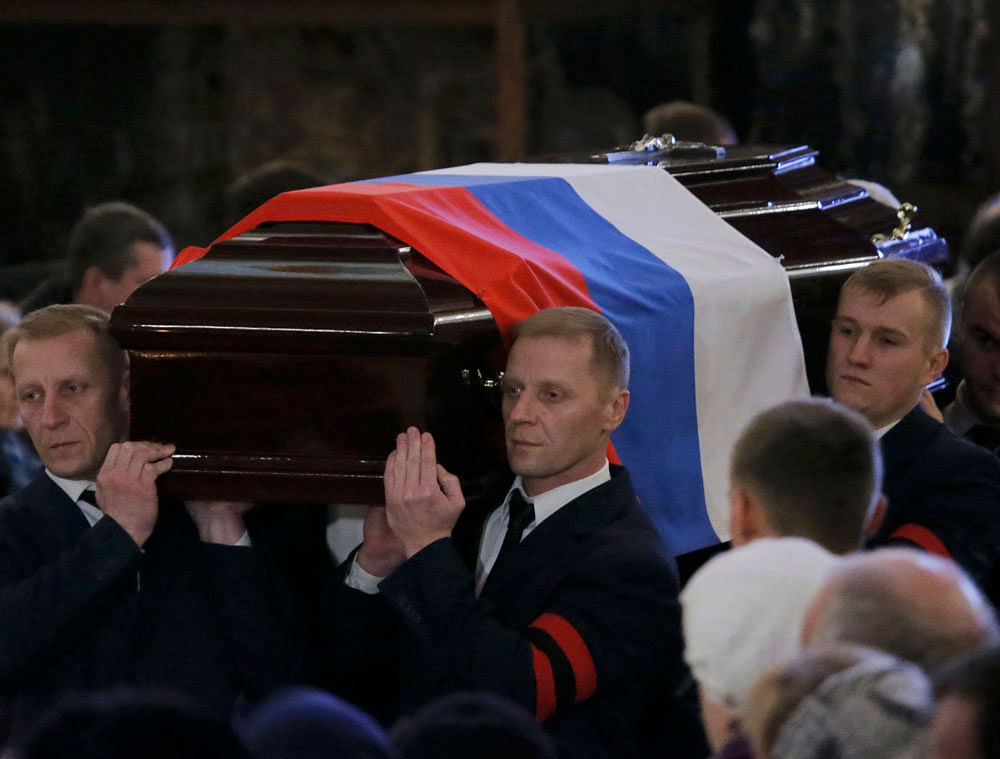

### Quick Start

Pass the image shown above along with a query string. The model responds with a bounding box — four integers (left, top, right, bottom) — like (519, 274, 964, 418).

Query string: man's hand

(356, 506, 407, 577)
(96, 441, 175, 547)
(384, 427, 465, 558)
(185, 500, 253, 545)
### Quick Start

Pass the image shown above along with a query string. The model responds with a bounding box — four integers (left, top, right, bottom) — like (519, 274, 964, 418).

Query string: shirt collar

(507, 459, 611, 527)
(45, 470, 103, 526)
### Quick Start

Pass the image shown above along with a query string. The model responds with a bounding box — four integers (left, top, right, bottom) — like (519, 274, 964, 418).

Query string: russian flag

(175, 163, 808, 555)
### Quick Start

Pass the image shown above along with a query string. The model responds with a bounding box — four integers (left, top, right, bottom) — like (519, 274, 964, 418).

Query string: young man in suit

(0, 305, 293, 740)
(326, 306, 705, 759)
(825, 258, 1000, 586)
(937, 250, 1000, 451)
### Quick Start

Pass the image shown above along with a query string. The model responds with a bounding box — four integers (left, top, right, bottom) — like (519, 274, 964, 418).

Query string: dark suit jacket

(325, 466, 706, 759)
(0, 472, 295, 737)
(871, 406, 1000, 586)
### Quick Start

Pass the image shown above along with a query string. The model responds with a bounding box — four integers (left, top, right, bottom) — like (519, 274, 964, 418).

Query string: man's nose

(40, 396, 66, 428)
(846, 334, 872, 365)
(507, 392, 534, 422)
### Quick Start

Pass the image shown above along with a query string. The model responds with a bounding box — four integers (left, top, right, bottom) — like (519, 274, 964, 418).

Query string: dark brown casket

(110, 139, 948, 519)
(113, 223, 507, 504)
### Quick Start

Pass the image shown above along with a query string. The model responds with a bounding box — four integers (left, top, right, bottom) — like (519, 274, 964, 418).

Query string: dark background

(1, 0, 997, 284)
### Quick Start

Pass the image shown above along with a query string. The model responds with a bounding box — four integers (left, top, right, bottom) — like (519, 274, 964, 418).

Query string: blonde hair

(840, 258, 951, 349)
(1, 304, 126, 382)
(513, 307, 629, 392)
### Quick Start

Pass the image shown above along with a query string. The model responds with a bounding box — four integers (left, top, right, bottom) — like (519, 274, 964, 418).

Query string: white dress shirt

(346, 459, 612, 596)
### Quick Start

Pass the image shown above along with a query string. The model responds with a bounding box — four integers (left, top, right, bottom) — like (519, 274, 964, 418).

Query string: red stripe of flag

(530, 643, 558, 721)
(890, 524, 952, 558)
(530, 613, 598, 702)
(172, 181, 624, 463)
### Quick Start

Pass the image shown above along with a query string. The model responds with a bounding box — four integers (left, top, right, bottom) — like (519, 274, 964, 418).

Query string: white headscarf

(681, 537, 841, 708)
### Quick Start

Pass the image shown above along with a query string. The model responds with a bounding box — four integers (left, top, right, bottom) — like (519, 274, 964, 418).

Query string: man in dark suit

(0, 305, 294, 740)
(19, 202, 173, 316)
(938, 250, 1000, 452)
(326, 307, 705, 759)
(826, 258, 1000, 586)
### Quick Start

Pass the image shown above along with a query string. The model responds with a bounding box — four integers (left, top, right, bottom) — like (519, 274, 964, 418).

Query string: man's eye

(877, 336, 898, 347)
(835, 324, 854, 336)
(19, 391, 39, 403)
(974, 332, 998, 349)
(502, 384, 521, 397)
(543, 390, 562, 402)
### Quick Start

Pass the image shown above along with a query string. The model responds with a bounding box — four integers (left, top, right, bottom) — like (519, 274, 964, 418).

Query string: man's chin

(43, 459, 95, 481)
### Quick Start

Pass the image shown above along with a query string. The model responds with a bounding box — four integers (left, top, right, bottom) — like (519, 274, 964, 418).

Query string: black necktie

(78, 489, 98, 508)
(497, 489, 535, 563)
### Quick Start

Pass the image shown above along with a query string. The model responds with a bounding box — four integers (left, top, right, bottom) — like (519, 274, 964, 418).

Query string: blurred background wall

(1, 0, 998, 287)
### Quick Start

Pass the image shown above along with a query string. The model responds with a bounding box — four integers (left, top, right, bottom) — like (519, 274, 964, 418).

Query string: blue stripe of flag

(369, 172, 717, 555)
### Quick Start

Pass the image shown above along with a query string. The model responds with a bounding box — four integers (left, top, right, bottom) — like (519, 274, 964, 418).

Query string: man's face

(826, 287, 947, 428)
(12, 329, 127, 480)
(87, 241, 171, 314)
(501, 335, 628, 497)
(957, 280, 1000, 424)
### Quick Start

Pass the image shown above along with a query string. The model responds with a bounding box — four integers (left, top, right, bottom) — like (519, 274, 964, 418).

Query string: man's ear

(729, 485, 772, 546)
(77, 265, 107, 305)
(924, 346, 949, 386)
(604, 389, 630, 433)
(865, 493, 888, 538)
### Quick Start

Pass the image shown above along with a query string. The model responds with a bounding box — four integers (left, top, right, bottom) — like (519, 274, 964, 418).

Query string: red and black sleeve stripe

(888, 523, 951, 558)
(524, 612, 597, 721)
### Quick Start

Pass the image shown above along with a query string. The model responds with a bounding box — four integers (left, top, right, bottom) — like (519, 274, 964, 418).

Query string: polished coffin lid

(113, 148, 945, 554)
(112, 223, 508, 505)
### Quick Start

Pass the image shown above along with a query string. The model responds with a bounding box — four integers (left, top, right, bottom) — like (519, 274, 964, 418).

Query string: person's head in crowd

(802, 548, 1000, 674)
(224, 160, 327, 228)
(954, 250, 1000, 425)
(2, 688, 247, 759)
(960, 191, 1000, 280)
(0, 300, 23, 430)
(391, 691, 558, 759)
(827, 258, 950, 429)
(66, 201, 173, 315)
(641, 100, 738, 145)
(930, 646, 1000, 759)
(729, 398, 884, 553)
(742, 645, 932, 759)
(1, 305, 128, 480)
(680, 537, 841, 751)
(502, 307, 629, 496)
(238, 687, 395, 759)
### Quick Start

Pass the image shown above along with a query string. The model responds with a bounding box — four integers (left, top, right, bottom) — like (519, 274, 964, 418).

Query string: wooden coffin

(111, 140, 948, 505)
(111, 222, 507, 503)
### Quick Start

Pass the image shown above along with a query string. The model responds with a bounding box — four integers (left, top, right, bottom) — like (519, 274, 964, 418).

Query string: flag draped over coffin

(174, 163, 809, 555)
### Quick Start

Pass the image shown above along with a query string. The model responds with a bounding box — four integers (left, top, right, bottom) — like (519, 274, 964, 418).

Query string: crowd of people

(1, 175, 1000, 759)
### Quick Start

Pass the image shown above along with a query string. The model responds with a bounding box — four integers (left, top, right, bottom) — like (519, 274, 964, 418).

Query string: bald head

(802, 549, 998, 674)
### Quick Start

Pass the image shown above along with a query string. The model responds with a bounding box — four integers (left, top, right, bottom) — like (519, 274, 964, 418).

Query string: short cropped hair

(961, 249, 1000, 310)
(840, 258, 951, 350)
(642, 100, 738, 145)
(730, 398, 881, 554)
(513, 307, 629, 392)
(67, 202, 173, 297)
(1, 304, 126, 384)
